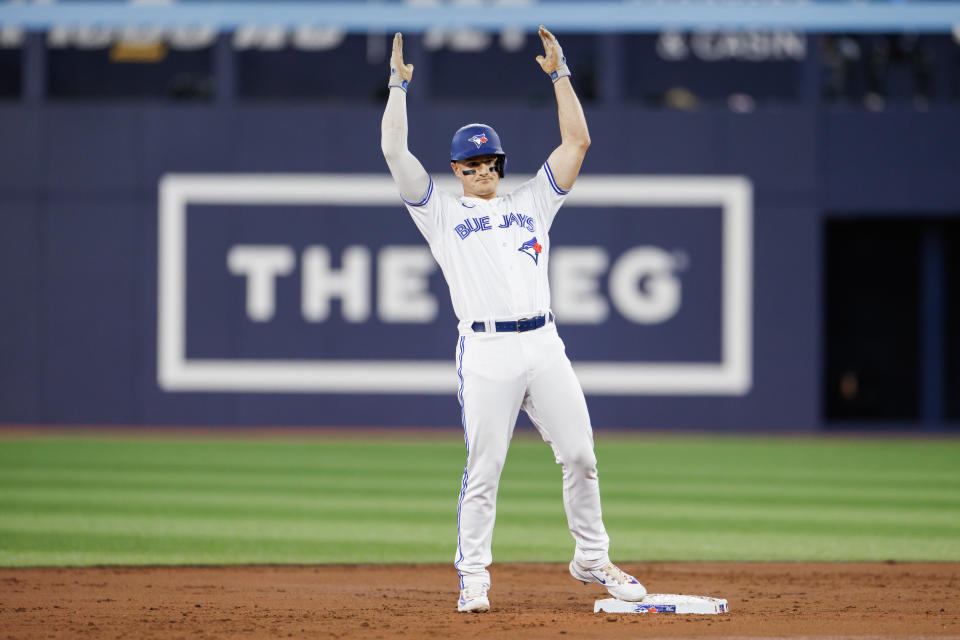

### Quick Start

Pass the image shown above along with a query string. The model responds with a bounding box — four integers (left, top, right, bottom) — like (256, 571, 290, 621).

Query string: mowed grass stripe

(2, 436, 958, 480)
(3, 487, 959, 533)
(0, 501, 960, 539)
(0, 545, 447, 567)
(2, 502, 958, 541)
(0, 440, 464, 469)
(3, 471, 959, 512)
(494, 529, 960, 562)
(0, 532, 449, 566)
(1, 525, 954, 565)
(1, 435, 958, 565)
(2, 454, 956, 488)
(0, 513, 453, 543)
(2, 461, 958, 506)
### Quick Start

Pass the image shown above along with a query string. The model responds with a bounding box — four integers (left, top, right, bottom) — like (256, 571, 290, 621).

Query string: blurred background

(1, 0, 959, 432)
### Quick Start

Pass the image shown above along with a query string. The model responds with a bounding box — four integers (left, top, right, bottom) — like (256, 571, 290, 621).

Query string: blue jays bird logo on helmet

(468, 133, 488, 149)
(451, 123, 507, 177)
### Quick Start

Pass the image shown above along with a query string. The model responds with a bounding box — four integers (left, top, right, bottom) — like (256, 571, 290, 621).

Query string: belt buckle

(516, 317, 529, 333)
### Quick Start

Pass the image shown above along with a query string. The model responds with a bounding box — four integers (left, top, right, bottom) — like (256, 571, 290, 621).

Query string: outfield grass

(0, 432, 958, 566)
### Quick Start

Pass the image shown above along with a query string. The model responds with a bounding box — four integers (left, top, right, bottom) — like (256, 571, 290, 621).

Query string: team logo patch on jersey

(468, 133, 488, 149)
(518, 236, 543, 264)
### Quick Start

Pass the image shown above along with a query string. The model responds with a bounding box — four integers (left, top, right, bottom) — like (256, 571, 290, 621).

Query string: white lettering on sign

(166, 26, 219, 50)
(550, 247, 609, 324)
(47, 25, 113, 49)
(378, 246, 438, 323)
(47, 25, 217, 49)
(232, 26, 286, 50)
(232, 25, 346, 51)
(291, 25, 347, 51)
(424, 27, 491, 52)
(656, 30, 806, 62)
(552, 247, 685, 325)
(45, 24, 342, 51)
(609, 247, 682, 324)
(229, 245, 436, 324)
(228, 243, 684, 326)
(418, 0, 534, 53)
(226, 245, 295, 322)
(301, 246, 371, 323)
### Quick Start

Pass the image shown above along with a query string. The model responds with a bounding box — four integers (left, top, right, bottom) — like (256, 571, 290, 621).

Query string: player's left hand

(535, 25, 571, 82)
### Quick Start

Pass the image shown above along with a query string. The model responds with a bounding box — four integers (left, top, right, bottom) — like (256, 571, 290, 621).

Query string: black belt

(472, 314, 551, 333)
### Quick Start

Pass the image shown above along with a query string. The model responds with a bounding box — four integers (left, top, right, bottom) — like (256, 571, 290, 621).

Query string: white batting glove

(535, 25, 571, 83)
(389, 32, 414, 91)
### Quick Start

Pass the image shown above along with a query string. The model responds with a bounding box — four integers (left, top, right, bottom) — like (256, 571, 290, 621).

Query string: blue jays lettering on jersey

(499, 212, 536, 232)
(401, 162, 568, 334)
(454, 216, 493, 239)
(455, 212, 536, 240)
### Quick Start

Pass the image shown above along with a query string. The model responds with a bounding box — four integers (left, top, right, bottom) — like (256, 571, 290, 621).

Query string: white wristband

(549, 56, 571, 83)
(389, 66, 408, 92)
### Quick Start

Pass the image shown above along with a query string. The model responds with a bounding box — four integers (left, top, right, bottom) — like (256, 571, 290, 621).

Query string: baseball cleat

(569, 561, 647, 601)
(457, 583, 490, 613)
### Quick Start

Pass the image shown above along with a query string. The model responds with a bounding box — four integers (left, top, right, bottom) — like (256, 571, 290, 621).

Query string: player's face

(452, 155, 500, 199)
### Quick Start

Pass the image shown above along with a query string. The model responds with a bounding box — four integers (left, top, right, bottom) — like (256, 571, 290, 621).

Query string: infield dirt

(1, 562, 957, 639)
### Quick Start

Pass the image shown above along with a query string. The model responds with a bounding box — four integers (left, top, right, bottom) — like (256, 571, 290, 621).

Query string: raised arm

(381, 33, 432, 204)
(536, 26, 591, 192)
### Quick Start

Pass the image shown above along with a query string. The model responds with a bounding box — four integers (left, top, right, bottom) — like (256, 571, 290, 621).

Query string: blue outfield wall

(0, 104, 957, 429)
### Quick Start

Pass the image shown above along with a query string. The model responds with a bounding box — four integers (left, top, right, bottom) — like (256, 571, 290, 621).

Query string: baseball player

(381, 27, 647, 613)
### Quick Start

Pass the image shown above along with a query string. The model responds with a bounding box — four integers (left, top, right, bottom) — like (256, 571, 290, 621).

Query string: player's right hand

(390, 33, 414, 85)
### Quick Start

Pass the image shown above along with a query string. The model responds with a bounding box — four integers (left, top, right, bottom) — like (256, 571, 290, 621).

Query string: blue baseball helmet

(450, 123, 506, 177)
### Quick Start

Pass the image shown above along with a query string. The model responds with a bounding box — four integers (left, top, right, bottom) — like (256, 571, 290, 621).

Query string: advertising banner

(159, 173, 752, 397)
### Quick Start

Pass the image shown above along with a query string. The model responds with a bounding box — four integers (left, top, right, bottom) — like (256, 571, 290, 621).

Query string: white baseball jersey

(402, 162, 569, 332)
(397, 160, 612, 589)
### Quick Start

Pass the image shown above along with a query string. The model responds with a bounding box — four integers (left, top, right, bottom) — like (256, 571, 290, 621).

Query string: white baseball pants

(453, 324, 610, 587)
